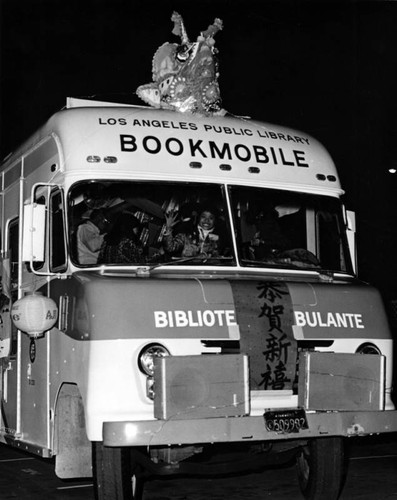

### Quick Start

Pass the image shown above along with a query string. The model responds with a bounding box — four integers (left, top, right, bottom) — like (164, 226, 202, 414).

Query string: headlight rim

(138, 343, 170, 376)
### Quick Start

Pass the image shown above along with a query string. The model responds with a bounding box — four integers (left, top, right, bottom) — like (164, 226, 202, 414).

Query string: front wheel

(92, 442, 144, 500)
(296, 437, 346, 500)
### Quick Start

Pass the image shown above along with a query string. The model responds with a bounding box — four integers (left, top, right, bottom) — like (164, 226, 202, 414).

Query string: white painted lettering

(294, 311, 365, 329)
(203, 310, 216, 327)
(327, 312, 337, 327)
(175, 310, 188, 327)
(154, 309, 237, 328)
(306, 312, 317, 327)
(154, 311, 168, 328)
(187, 310, 199, 327)
(213, 310, 225, 326)
(225, 310, 237, 326)
(294, 311, 306, 327)
(354, 314, 365, 329)
(336, 313, 347, 327)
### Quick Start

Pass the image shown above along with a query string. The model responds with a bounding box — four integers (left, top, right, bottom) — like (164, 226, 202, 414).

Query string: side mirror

(22, 203, 46, 262)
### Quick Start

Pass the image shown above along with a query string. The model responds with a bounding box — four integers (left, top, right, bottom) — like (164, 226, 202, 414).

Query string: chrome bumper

(103, 410, 397, 447)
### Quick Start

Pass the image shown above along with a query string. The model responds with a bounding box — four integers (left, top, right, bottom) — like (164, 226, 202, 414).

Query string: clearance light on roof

(104, 156, 118, 163)
(86, 155, 101, 163)
(317, 174, 337, 182)
(189, 161, 202, 169)
(248, 166, 260, 174)
(219, 164, 232, 171)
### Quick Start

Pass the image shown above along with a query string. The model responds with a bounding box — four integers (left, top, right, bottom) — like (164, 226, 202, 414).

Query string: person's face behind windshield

(198, 211, 215, 231)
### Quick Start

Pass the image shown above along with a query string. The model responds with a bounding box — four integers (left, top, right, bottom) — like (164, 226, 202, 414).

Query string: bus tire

(296, 437, 346, 500)
(92, 442, 144, 500)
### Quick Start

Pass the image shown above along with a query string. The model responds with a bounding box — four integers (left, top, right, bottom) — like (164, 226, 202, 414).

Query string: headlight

(138, 343, 170, 376)
(356, 342, 382, 355)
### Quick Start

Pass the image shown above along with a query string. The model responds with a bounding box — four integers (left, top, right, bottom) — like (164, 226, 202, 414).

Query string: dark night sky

(1, 0, 397, 299)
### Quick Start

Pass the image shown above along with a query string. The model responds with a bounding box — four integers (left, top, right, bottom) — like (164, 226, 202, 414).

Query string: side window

(31, 195, 46, 271)
(9, 220, 19, 297)
(50, 190, 67, 271)
(317, 211, 347, 272)
(8, 219, 19, 356)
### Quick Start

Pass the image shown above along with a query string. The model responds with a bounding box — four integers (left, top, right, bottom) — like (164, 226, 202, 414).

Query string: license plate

(264, 408, 308, 433)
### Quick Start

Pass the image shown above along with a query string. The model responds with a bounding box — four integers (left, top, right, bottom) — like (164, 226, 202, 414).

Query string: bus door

(16, 183, 66, 452)
(0, 181, 21, 440)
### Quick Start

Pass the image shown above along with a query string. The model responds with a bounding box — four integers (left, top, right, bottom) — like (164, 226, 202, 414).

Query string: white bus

(0, 97, 395, 499)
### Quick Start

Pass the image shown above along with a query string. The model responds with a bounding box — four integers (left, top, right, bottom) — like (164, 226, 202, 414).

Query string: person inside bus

(163, 205, 226, 258)
(76, 209, 111, 265)
(98, 212, 147, 264)
(242, 202, 321, 267)
(244, 205, 290, 260)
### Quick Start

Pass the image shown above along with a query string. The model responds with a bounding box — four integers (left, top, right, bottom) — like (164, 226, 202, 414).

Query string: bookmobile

(0, 12, 396, 500)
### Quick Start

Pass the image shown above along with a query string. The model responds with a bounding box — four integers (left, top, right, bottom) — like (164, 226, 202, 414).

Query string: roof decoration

(136, 12, 224, 116)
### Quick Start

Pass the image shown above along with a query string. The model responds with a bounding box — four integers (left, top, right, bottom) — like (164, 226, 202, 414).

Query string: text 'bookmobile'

(1, 12, 396, 500)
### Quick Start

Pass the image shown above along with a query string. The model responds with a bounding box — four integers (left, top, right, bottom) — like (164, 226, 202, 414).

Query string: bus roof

(1, 101, 342, 195)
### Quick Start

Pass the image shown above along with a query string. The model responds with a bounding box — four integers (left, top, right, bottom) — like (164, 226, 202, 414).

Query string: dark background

(1, 0, 397, 305)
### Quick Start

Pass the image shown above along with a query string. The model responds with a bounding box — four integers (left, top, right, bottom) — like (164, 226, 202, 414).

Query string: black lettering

(279, 149, 295, 166)
(152, 120, 161, 128)
(189, 123, 198, 131)
(120, 135, 137, 152)
(204, 125, 212, 132)
(293, 150, 309, 167)
(253, 145, 269, 163)
(257, 130, 268, 138)
(234, 144, 251, 162)
(166, 138, 184, 156)
(99, 118, 106, 125)
(162, 121, 170, 128)
(189, 139, 207, 158)
(132, 119, 141, 126)
(209, 141, 232, 160)
(46, 310, 55, 320)
(119, 118, 127, 125)
(143, 136, 161, 154)
(142, 120, 151, 126)
(270, 147, 278, 164)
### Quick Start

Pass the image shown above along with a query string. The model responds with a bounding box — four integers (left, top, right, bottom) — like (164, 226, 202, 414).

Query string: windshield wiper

(240, 258, 320, 270)
(137, 255, 235, 275)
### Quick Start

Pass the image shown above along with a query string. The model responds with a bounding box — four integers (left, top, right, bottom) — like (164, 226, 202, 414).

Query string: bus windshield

(69, 181, 351, 273)
(229, 185, 351, 273)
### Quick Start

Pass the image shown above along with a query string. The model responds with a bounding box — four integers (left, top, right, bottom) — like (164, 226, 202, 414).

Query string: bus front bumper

(103, 410, 397, 447)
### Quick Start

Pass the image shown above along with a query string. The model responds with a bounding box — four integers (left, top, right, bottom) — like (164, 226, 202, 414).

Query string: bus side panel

(19, 332, 50, 448)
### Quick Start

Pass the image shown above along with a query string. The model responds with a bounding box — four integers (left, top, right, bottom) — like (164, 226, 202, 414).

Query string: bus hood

(62, 274, 390, 343)
(53, 274, 390, 392)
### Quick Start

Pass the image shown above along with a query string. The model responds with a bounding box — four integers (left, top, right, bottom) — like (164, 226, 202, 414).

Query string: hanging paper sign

(231, 281, 297, 391)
